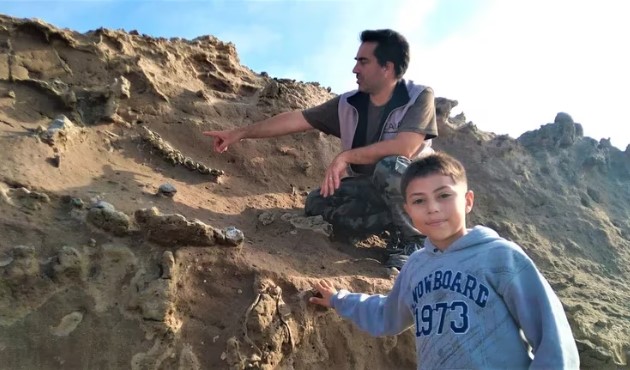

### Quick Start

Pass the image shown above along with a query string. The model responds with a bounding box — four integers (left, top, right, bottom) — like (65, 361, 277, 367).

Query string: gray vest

(337, 80, 433, 161)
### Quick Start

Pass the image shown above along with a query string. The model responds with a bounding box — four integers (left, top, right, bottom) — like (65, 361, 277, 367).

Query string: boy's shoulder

(464, 226, 535, 266)
(478, 234, 537, 274)
(483, 236, 526, 254)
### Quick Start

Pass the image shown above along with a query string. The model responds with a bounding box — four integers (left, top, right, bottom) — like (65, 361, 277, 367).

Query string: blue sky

(1, 0, 629, 149)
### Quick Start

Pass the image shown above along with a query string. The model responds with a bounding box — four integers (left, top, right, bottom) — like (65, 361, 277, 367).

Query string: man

(203, 29, 438, 269)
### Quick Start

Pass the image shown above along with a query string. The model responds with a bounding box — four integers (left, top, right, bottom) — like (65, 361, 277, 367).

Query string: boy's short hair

(401, 152, 468, 199)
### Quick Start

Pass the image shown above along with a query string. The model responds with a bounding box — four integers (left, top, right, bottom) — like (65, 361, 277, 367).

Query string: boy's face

(404, 174, 474, 250)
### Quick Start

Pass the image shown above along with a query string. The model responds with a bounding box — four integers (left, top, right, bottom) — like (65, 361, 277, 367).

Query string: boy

(309, 152, 579, 369)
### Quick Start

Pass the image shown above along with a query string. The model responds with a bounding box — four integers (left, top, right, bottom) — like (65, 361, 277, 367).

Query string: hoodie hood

(424, 225, 503, 255)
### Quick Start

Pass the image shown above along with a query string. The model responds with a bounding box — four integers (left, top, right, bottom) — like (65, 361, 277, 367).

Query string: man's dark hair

(401, 152, 468, 199)
(360, 29, 410, 78)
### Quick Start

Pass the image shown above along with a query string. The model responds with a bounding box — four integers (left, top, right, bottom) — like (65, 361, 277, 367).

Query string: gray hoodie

(331, 226, 579, 369)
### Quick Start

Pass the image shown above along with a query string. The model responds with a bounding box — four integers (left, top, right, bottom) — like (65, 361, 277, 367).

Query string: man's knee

(304, 189, 325, 216)
(373, 156, 411, 194)
(374, 155, 410, 176)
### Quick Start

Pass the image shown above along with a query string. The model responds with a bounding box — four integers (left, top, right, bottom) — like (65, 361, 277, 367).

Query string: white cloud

(404, 0, 630, 148)
(216, 26, 283, 55)
(392, 0, 438, 37)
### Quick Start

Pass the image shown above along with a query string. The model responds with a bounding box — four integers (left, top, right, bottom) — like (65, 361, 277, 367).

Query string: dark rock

(598, 138, 613, 149)
(554, 112, 574, 124)
(87, 202, 130, 236)
(51, 154, 60, 168)
(518, 113, 583, 149)
(157, 183, 177, 197)
(223, 226, 244, 246)
(134, 207, 216, 246)
(435, 97, 458, 126)
(70, 197, 84, 208)
(92, 200, 115, 212)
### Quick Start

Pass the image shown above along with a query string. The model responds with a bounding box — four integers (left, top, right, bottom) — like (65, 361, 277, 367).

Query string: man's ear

(465, 190, 474, 213)
(383, 61, 394, 76)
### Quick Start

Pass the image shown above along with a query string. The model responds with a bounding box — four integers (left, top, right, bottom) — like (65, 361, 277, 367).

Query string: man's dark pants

(305, 156, 421, 243)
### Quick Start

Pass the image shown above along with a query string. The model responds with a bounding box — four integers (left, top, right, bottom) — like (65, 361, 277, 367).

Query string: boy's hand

(309, 279, 337, 308)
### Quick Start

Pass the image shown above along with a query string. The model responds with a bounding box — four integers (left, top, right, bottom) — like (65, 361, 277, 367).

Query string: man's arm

(237, 111, 314, 139)
(339, 132, 426, 164)
(504, 262, 580, 369)
(320, 132, 425, 197)
(203, 110, 313, 153)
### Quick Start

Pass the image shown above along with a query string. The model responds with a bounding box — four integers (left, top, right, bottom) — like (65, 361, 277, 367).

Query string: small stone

(6, 245, 38, 280)
(42, 115, 77, 145)
(92, 200, 115, 212)
(197, 164, 210, 174)
(70, 198, 84, 208)
(7, 90, 16, 99)
(88, 239, 96, 247)
(50, 154, 61, 168)
(87, 202, 130, 236)
(53, 246, 84, 279)
(183, 157, 197, 170)
(280, 213, 295, 222)
(224, 226, 244, 246)
(196, 90, 209, 99)
(388, 267, 400, 278)
(237, 289, 243, 294)
(0, 256, 13, 267)
(50, 312, 83, 337)
(157, 183, 177, 197)
(258, 211, 275, 226)
(161, 251, 175, 279)
(115, 76, 131, 99)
